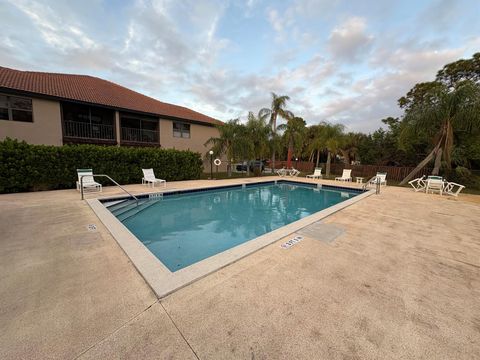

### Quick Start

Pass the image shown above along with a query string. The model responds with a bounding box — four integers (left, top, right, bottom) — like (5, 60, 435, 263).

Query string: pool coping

(87, 179, 375, 298)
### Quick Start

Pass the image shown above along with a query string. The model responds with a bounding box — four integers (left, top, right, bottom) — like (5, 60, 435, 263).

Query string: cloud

(1, 0, 478, 133)
(416, 0, 462, 32)
(327, 17, 374, 63)
(285, 0, 340, 21)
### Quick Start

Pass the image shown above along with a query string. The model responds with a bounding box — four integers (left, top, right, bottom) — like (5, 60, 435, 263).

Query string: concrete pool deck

(1, 177, 480, 359)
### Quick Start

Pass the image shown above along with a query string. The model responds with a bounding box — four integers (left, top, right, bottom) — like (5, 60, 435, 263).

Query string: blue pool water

(113, 183, 358, 271)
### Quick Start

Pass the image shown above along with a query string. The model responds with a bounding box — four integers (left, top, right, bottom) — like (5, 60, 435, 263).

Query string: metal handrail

(363, 176, 381, 194)
(80, 174, 139, 205)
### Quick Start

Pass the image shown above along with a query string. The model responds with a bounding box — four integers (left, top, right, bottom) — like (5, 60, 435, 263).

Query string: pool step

(110, 200, 148, 217)
(117, 199, 161, 222)
(106, 199, 131, 212)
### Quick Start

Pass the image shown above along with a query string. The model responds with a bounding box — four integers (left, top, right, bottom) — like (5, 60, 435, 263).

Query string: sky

(1, 0, 479, 132)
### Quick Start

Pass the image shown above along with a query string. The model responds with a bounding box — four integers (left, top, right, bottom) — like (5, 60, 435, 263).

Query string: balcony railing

(64, 121, 115, 140)
(121, 127, 159, 144)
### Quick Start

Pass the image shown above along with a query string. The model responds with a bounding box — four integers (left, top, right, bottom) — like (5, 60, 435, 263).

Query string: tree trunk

(227, 141, 232, 177)
(308, 150, 314, 163)
(432, 147, 443, 175)
(286, 138, 293, 168)
(227, 160, 232, 177)
(326, 151, 331, 177)
(271, 113, 276, 173)
(316, 149, 320, 167)
(286, 147, 293, 168)
(271, 151, 276, 173)
(399, 140, 442, 185)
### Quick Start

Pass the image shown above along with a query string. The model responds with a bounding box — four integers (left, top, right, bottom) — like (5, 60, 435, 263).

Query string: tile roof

(0, 66, 222, 126)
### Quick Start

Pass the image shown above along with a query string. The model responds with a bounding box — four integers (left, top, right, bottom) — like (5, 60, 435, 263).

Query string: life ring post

(214, 158, 222, 176)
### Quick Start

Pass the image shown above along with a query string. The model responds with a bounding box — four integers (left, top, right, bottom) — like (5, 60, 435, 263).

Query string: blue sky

(1, 0, 479, 131)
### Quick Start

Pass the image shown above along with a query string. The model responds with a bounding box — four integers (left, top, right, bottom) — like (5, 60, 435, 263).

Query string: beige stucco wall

(159, 119, 226, 172)
(0, 97, 63, 145)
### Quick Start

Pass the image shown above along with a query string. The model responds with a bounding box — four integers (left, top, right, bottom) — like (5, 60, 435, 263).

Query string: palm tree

(278, 116, 306, 168)
(340, 132, 362, 165)
(320, 123, 345, 177)
(259, 93, 293, 172)
(204, 119, 245, 177)
(399, 80, 480, 184)
(306, 123, 327, 167)
(246, 111, 271, 159)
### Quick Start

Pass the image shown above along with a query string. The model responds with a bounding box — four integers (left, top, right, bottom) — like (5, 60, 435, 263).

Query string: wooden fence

(273, 161, 315, 172)
(320, 163, 432, 182)
(274, 160, 432, 182)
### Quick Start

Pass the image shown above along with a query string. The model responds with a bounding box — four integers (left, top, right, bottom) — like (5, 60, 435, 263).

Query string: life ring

(214, 158, 222, 166)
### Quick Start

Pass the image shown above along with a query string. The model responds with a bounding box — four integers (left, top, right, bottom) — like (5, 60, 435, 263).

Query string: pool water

(117, 183, 358, 271)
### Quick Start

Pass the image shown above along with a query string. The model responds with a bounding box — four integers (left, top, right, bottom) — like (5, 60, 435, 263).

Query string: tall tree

(340, 132, 363, 165)
(278, 116, 306, 167)
(204, 119, 249, 177)
(306, 123, 327, 167)
(320, 123, 345, 177)
(259, 93, 293, 172)
(246, 111, 271, 161)
(399, 80, 480, 184)
(436, 52, 480, 88)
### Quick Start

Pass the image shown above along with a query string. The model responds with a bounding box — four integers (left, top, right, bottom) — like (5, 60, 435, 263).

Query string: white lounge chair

(335, 169, 352, 182)
(426, 176, 444, 195)
(76, 168, 102, 192)
(370, 172, 387, 186)
(289, 168, 300, 177)
(443, 181, 465, 197)
(408, 176, 427, 192)
(276, 167, 288, 177)
(306, 168, 323, 179)
(142, 168, 166, 188)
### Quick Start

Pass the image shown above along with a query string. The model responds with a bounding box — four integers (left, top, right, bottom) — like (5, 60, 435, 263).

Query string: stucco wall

(0, 98, 62, 145)
(159, 119, 226, 172)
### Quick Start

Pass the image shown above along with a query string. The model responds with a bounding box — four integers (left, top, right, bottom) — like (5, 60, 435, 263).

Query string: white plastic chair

(335, 169, 352, 182)
(370, 172, 387, 186)
(408, 176, 427, 192)
(76, 169, 102, 192)
(306, 168, 322, 179)
(443, 181, 465, 197)
(289, 168, 300, 177)
(426, 176, 444, 195)
(142, 168, 166, 188)
(276, 167, 287, 177)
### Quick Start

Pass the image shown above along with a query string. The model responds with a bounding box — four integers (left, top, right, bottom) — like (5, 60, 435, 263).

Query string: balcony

(63, 121, 115, 144)
(121, 127, 159, 146)
(62, 121, 160, 146)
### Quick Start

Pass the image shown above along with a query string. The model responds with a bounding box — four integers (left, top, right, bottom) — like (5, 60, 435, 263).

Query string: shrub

(0, 138, 202, 193)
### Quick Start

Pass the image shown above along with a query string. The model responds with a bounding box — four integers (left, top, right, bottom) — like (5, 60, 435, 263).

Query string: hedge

(0, 138, 203, 193)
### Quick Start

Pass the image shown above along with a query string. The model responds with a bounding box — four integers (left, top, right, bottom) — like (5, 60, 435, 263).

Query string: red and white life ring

(214, 158, 222, 166)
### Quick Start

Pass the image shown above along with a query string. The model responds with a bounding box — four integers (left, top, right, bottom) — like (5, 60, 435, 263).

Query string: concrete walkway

(1, 178, 479, 359)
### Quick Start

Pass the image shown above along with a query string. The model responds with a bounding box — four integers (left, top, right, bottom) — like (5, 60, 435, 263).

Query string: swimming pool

(105, 181, 361, 271)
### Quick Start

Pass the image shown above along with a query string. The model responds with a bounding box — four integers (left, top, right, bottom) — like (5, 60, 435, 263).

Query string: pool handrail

(80, 174, 139, 205)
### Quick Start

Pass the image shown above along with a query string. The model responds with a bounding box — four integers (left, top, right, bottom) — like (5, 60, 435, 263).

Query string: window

(173, 122, 190, 138)
(120, 112, 159, 143)
(0, 94, 33, 122)
(61, 102, 115, 140)
(62, 102, 113, 125)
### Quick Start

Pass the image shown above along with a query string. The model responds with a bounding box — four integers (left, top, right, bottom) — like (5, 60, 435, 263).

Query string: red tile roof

(0, 66, 222, 126)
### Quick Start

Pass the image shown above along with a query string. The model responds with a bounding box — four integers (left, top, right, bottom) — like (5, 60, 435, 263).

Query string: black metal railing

(121, 127, 159, 144)
(64, 121, 115, 140)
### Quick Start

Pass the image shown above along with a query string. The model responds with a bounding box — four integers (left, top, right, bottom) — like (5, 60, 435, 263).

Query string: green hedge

(0, 138, 202, 193)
